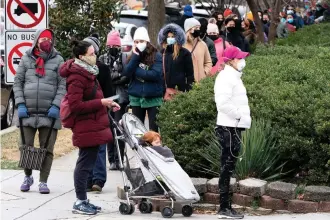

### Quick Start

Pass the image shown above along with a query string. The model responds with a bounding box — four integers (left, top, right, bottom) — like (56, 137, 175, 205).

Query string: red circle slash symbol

(8, 42, 33, 75)
(7, 0, 45, 29)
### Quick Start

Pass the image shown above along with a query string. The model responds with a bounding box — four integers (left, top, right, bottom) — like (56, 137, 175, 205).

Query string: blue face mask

(281, 18, 286, 23)
(305, 5, 310, 10)
(287, 18, 294, 23)
(167, 37, 176, 45)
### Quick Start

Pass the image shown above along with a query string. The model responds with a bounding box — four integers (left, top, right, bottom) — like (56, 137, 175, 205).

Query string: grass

(1, 128, 75, 170)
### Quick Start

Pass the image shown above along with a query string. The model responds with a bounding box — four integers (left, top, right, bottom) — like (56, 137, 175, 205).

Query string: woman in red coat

(60, 40, 120, 215)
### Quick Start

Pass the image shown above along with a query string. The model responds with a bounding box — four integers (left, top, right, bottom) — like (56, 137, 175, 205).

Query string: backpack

(60, 79, 98, 128)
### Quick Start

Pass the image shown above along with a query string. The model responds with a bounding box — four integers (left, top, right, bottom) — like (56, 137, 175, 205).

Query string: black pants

(216, 126, 243, 210)
(108, 103, 127, 164)
(74, 146, 99, 200)
(132, 106, 159, 132)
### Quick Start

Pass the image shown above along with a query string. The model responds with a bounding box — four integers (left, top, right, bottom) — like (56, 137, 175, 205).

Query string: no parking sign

(5, 31, 35, 84)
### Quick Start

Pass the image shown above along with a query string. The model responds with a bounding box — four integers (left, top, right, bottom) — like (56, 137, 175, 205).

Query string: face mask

(136, 42, 147, 52)
(167, 37, 176, 45)
(208, 35, 219, 41)
(226, 26, 235, 33)
(109, 47, 119, 57)
(191, 30, 200, 38)
(281, 18, 286, 23)
(39, 40, 52, 53)
(287, 10, 294, 15)
(305, 5, 309, 10)
(216, 20, 224, 27)
(81, 54, 97, 66)
(263, 20, 268, 24)
(237, 59, 246, 72)
(287, 18, 294, 23)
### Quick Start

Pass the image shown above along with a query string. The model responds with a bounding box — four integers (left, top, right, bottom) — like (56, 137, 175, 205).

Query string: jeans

(87, 144, 107, 188)
(216, 126, 243, 210)
(132, 106, 159, 131)
(74, 146, 99, 200)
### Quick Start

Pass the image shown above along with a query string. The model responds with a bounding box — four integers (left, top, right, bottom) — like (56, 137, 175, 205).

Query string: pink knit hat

(106, 31, 121, 46)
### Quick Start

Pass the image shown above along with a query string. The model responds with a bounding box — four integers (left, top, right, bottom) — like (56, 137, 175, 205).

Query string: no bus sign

(5, 0, 48, 30)
(5, 31, 35, 84)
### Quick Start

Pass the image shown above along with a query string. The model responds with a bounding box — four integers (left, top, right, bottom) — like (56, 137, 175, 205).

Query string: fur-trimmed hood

(157, 23, 186, 46)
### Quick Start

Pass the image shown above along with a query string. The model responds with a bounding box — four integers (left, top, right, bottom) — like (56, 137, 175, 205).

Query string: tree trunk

(246, 0, 265, 43)
(268, 0, 282, 45)
(262, 0, 271, 9)
(148, 0, 165, 47)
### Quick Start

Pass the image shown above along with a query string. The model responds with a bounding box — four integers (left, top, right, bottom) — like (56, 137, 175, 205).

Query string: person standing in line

(99, 30, 129, 170)
(183, 18, 212, 83)
(60, 40, 120, 215)
(123, 27, 164, 132)
(83, 34, 114, 192)
(13, 28, 65, 194)
(214, 46, 251, 219)
(198, 18, 218, 67)
(176, 4, 194, 30)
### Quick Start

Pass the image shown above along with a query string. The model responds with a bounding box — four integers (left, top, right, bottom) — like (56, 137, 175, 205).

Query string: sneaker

(91, 184, 102, 192)
(20, 176, 34, 192)
(109, 163, 117, 170)
(218, 208, 244, 219)
(87, 199, 101, 212)
(39, 182, 50, 194)
(72, 201, 97, 215)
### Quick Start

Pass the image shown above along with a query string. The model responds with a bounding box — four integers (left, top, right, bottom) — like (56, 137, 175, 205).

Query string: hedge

(157, 23, 330, 184)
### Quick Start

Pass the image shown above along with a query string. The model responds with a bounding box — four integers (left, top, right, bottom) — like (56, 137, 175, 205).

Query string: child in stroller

(139, 131, 174, 159)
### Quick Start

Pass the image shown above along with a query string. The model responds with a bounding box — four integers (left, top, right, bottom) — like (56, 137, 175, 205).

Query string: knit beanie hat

(224, 8, 233, 18)
(133, 27, 150, 42)
(39, 30, 52, 39)
(183, 5, 193, 17)
(106, 31, 121, 46)
(184, 18, 201, 33)
(83, 36, 100, 55)
(207, 23, 219, 34)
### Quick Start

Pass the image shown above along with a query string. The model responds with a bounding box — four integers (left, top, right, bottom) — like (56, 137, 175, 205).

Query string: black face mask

(109, 48, 120, 57)
(263, 20, 269, 24)
(216, 20, 224, 28)
(226, 26, 235, 33)
(192, 30, 201, 38)
(208, 35, 219, 41)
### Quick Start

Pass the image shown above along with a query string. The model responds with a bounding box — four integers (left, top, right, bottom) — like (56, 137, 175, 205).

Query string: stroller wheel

(119, 202, 135, 215)
(161, 206, 174, 218)
(139, 201, 153, 214)
(182, 205, 193, 217)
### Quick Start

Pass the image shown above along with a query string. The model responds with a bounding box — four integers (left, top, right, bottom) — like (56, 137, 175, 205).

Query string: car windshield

(119, 15, 148, 28)
(114, 26, 126, 37)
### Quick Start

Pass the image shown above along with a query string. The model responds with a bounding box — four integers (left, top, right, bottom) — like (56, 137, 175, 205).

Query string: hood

(60, 59, 95, 81)
(26, 28, 61, 58)
(157, 23, 186, 46)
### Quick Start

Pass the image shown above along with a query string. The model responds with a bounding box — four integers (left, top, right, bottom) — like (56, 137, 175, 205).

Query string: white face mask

(136, 42, 147, 52)
(237, 59, 246, 72)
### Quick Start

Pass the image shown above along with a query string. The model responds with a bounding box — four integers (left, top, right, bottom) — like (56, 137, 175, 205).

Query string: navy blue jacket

(123, 53, 164, 98)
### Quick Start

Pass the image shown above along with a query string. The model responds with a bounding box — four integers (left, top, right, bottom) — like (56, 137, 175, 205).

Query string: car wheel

(6, 96, 14, 127)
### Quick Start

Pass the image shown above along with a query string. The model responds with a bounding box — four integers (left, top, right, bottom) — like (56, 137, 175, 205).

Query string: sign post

(5, 31, 35, 84)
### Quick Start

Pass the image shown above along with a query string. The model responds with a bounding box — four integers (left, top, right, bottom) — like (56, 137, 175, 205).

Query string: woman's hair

(141, 42, 158, 66)
(71, 40, 91, 58)
(142, 131, 161, 145)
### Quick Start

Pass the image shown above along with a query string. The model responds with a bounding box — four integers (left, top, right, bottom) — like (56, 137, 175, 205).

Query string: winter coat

(13, 28, 65, 130)
(96, 60, 115, 98)
(59, 59, 112, 148)
(123, 53, 164, 98)
(183, 38, 212, 83)
(211, 37, 231, 75)
(157, 23, 194, 91)
(214, 65, 251, 129)
(202, 36, 218, 66)
(224, 31, 248, 52)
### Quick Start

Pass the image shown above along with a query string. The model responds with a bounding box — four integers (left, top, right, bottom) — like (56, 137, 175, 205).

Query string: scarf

(74, 58, 99, 76)
(34, 48, 49, 77)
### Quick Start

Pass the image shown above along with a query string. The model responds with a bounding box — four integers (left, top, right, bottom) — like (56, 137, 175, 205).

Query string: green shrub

(199, 119, 289, 181)
(158, 24, 330, 184)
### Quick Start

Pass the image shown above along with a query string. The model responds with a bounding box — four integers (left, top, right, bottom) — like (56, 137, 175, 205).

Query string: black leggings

(132, 106, 159, 132)
(74, 146, 99, 200)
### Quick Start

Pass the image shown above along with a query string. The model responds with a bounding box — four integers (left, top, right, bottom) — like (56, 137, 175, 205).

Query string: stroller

(110, 112, 200, 218)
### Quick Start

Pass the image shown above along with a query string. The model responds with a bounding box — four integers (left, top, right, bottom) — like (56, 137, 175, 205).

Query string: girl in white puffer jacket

(214, 46, 251, 219)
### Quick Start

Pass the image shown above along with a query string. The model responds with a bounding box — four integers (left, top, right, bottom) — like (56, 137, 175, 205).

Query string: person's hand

(18, 104, 29, 118)
(132, 46, 139, 55)
(101, 98, 114, 108)
(111, 102, 121, 112)
(48, 105, 60, 119)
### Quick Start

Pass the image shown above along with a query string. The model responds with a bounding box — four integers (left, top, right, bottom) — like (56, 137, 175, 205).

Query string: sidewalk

(1, 150, 330, 220)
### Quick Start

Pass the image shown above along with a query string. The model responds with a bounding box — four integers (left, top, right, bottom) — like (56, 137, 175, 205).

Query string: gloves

(48, 105, 60, 119)
(18, 104, 29, 118)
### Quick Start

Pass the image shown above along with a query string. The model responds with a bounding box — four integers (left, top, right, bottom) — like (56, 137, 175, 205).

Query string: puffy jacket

(13, 28, 65, 130)
(214, 65, 251, 129)
(202, 36, 218, 66)
(123, 53, 164, 98)
(59, 59, 112, 148)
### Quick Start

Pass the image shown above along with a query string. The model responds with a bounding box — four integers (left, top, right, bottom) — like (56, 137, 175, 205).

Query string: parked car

(113, 21, 137, 55)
